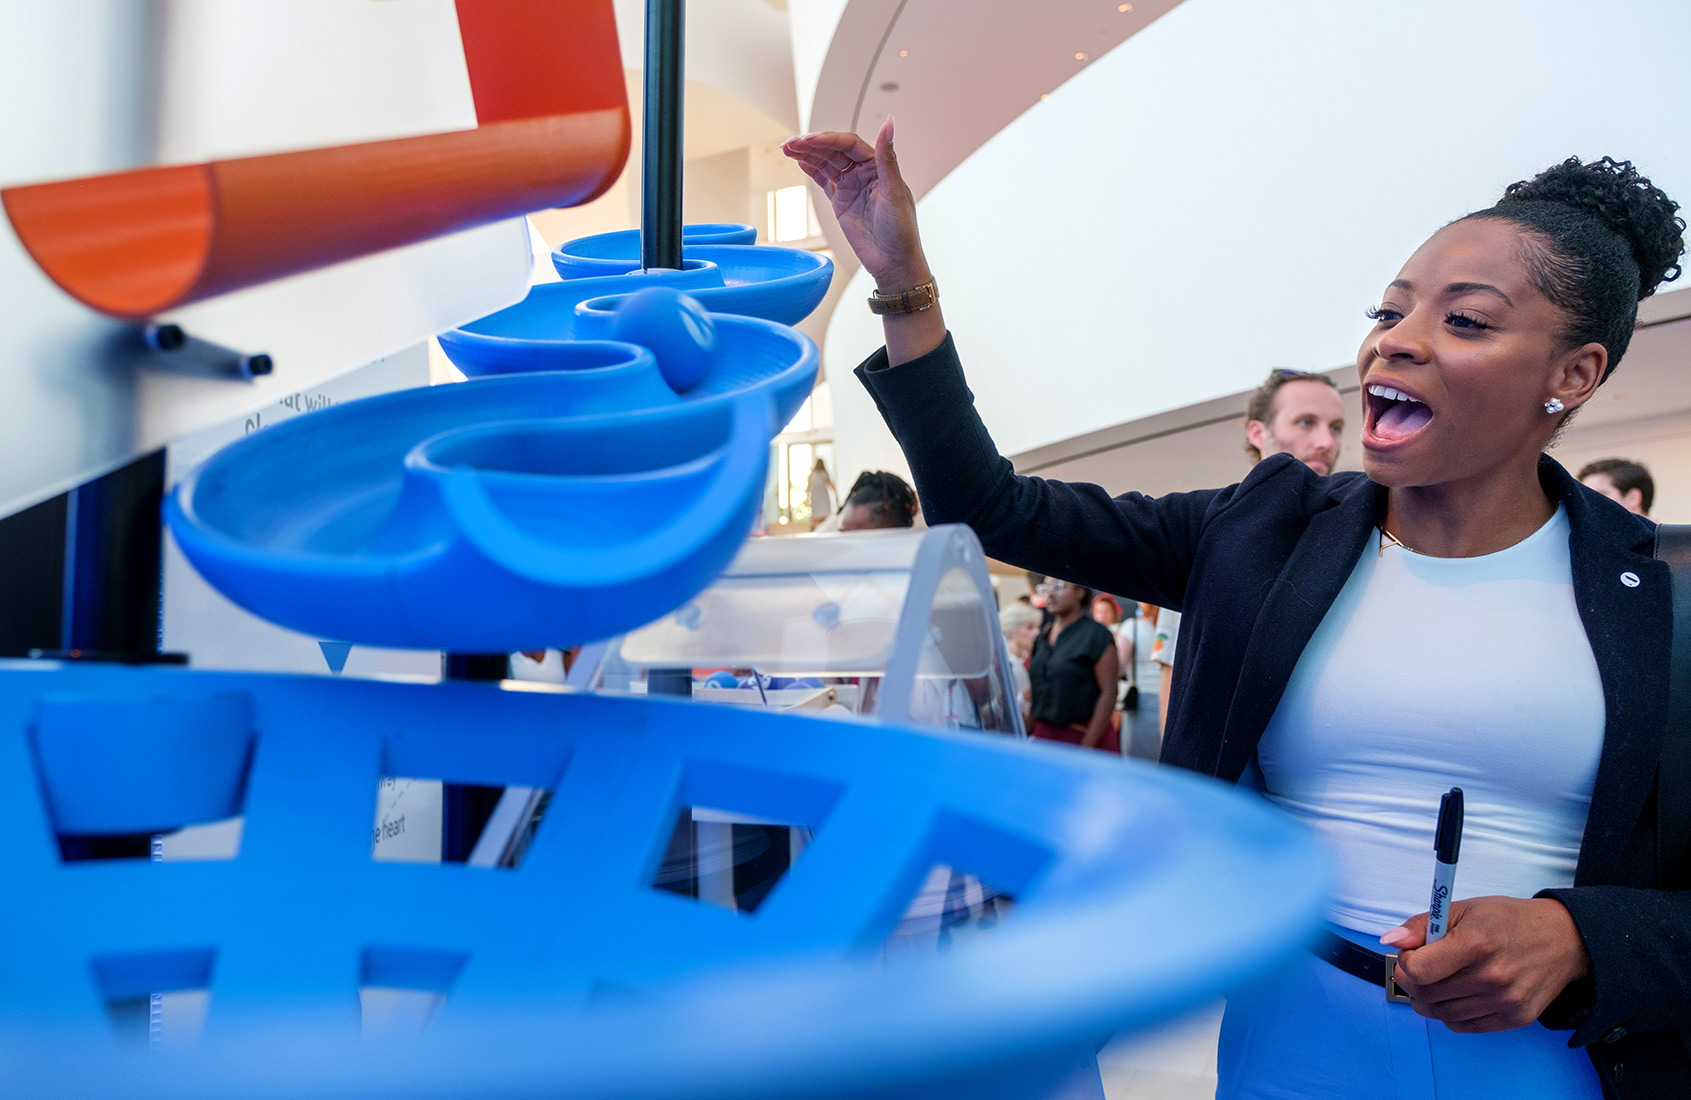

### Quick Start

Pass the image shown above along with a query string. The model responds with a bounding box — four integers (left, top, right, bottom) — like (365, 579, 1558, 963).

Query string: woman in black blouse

(1027, 579, 1119, 752)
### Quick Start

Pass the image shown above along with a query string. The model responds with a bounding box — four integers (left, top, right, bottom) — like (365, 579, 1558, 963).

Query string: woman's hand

(1382, 895, 1591, 1032)
(782, 118, 929, 290)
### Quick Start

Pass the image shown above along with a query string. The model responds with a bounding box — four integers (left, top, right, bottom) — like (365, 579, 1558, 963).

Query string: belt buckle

(1384, 951, 1410, 1003)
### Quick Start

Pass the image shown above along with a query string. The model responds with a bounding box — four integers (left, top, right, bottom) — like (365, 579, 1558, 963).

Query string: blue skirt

(1217, 925, 1603, 1100)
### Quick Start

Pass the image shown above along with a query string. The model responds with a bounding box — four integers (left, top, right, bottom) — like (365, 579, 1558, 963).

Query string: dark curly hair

(841, 470, 918, 528)
(1463, 156, 1685, 382)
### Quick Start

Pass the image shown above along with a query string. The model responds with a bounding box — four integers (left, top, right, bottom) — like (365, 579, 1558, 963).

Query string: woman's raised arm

(782, 119, 946, 366)
(784, 120, 1219, 609)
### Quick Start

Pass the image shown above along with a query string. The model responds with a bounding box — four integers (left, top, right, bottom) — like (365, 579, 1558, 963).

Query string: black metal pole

(440, 651, 511, 864)
(443, 653, 510, 681)
(647, 668, 692, 697)
(641, 0, 685, 272)
(59, 450, 167, 660)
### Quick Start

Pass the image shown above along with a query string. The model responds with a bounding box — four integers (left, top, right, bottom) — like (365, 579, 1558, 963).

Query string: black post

(0, 495, 68, 657)
(440, 652, 510, 863)
(641, 0, 685, 272)
(52, 457, 168, 854)
(647, 668, 692, 697)
(442, 653, 510, 681)
(60, 451, 167, 659)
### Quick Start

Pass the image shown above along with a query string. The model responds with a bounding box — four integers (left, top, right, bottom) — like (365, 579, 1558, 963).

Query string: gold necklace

(1379, 528, 1416, 556)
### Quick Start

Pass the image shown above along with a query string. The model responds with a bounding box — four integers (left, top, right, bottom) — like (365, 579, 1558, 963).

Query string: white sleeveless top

(1255, 505, 1605, 934)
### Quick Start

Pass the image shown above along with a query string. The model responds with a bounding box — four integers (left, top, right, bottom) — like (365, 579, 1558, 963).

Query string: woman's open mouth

(1364, 382, 1433, 445)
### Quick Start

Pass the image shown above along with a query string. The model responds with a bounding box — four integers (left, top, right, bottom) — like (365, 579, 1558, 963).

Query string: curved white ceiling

(805, 0, 1186, 202)
(812, 0, 1691, 500)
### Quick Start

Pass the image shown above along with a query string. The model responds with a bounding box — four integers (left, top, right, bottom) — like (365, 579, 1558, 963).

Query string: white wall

(826, 0, 1691, 489)
(0, 0, 533, 518)
(613, 0, 800, 130)
(787, 0, 852, 130)
(529, 71, 808, 251)
(1555, 413, 1691, 525)
(155, 0, 476, 162)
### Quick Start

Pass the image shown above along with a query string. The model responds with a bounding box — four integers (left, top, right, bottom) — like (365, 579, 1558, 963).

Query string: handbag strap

(1653, 523, 1691, 890)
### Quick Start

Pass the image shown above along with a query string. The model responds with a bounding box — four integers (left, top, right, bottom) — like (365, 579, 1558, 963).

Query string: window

(768, 185, 819, 244)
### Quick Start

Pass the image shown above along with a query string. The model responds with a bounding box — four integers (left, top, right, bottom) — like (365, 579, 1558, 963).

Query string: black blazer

(857, 334, 1690, 1097)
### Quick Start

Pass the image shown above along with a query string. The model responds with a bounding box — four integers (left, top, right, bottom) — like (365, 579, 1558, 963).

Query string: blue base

(1, 661, 1328, 1100)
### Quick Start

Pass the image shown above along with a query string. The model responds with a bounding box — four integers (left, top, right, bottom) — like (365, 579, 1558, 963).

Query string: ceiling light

(1119, 3, 1133, 11)
(1040, 94, 1050, 101)
(1075, 51, 1088, 61)
(898, 49, 909, 57)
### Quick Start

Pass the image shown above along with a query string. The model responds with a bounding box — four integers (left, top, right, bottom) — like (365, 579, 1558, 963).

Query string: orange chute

(1, 0, 629, 320)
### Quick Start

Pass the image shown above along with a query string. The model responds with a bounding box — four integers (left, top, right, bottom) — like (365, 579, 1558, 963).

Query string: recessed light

(898, 49, 909, 58)
(1075, 51, 1089, 61)
(1119, 3, 1133, 11)
(1040, 94, 1050, 101)
(880, 81, 900, 92)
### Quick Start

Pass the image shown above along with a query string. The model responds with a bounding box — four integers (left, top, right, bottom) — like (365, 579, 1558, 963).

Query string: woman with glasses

(785, 122, 1687, 1098)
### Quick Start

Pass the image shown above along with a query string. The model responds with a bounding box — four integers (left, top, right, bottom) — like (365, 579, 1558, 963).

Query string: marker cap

(1435, 787, 1464, 864)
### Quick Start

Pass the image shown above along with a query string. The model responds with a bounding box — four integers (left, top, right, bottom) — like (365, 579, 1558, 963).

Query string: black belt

(1308, 928, 1411, 1003)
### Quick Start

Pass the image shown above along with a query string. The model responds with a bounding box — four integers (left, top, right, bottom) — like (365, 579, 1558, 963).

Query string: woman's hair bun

(1500, 156, 1685, 299)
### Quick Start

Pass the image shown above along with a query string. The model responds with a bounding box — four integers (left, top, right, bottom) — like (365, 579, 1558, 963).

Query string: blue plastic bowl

(440, 297, 817, 431)
(429, 338, 665, 384)
(572, 301, 816, 428)
(435, 266, 721, 376)
(568, 245, 831, 328)
(552, 223, 760, 279)
(167, 382, 775, 651)
(545, 225, 833, 326)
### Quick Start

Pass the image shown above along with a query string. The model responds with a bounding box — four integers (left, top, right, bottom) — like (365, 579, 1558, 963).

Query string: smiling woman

(1357, 159, 1684, 559)
(785, 124, 1689, 1099)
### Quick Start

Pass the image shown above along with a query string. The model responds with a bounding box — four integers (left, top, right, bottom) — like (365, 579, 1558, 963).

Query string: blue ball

(610, 286, 716, 393)
(702, 671, 738, 689)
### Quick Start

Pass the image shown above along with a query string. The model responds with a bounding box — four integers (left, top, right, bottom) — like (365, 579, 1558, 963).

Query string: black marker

(1425, 787, 1464, 943)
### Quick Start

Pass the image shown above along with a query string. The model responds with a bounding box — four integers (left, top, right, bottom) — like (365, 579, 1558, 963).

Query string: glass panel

(594, 531, 1019, 734)
(619, 570, 910, 676)
(909, 567, 1017, 734)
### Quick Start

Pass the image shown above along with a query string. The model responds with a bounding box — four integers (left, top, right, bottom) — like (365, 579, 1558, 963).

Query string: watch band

(868, 279, 938, 315)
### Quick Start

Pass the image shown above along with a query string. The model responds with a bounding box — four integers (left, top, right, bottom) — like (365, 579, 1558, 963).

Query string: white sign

(161, 345, 440, 680)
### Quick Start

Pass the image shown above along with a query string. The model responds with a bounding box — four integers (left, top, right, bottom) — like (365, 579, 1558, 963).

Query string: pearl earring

(1545, 398, 1565, 415)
